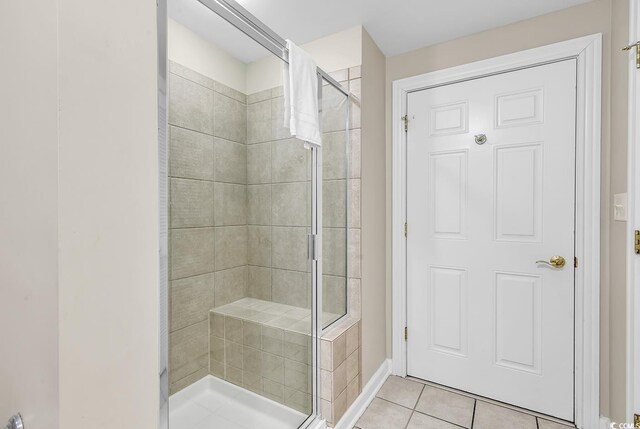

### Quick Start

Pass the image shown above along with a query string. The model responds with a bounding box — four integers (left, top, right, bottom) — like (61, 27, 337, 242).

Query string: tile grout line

(470, 399, 477, 429)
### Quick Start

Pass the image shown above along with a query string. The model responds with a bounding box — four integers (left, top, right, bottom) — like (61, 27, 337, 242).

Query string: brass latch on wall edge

(622, 41, 640, 69)
(404, 327, 408, 341)
(634, 414, 639, 427)
(635, 230, 640, 255)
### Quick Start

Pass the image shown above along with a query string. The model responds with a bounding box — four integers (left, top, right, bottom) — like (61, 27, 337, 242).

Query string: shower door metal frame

(156, 0, 350, 427)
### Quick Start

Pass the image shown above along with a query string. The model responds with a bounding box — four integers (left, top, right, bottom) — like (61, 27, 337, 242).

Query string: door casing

(391, 34, 602, 429)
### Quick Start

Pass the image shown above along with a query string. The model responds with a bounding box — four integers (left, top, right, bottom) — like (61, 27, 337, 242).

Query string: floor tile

(376, 375, 425, 409)
(356, 397, 413, 429)
(473, 401, 536, 429)
(415, 385, 475, 428)
(538, 418, 575, 429)
(407, 411, 462, 429)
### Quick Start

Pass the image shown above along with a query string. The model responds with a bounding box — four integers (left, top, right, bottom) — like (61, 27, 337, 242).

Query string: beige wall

(361, 28, 388, 385)
(246, 26, 362, 93)
(58, 0, 159, 427)
(385, 0, 627, 420)
(169, 19, 248, 93)
(0, 1, 60, 427)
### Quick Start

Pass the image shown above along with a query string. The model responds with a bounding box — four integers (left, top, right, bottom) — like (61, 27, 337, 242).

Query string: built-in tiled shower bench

(209, 298, 340, 415)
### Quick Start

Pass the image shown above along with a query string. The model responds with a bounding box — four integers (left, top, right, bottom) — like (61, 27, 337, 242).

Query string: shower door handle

(308, 234, 318, 261)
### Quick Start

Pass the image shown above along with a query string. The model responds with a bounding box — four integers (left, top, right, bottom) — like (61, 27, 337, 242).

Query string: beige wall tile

(271, 96, 290, 140)
(263, 378, 284, 403)
(210, 312, 224, 338)
(214, 81, 246, 104)
(169, 320, 209, 383)
(214, 226, 247, 270)
(210, 360, 224, 378)
(262, 352, 284, 383)
(323, 275, 347, 316)
(248, 265, 271, 300)
(247, 89, 271, 105)
(170, 228, 215, 280)
(214, 183, 247, 226)
(321, 339, 332, 371)
(247, 184, 271, 225)
(333, 387, 348, 424)
(284, 358, 309, 393)
(285, 387, 312, 414)
(348, 179, 361, 228)
(225, 340, 243, 369)
(346, 375, 360, 408)
(214, 138, 246, 184)
(170, 62, 214, 89)
(210, 336, 224, 364)
(323, 179, 346, 228)
(284, 331, 311, 364)
(348, 128, 361, 179)
(272, 138, 309, 183)
(348, 228, 361, 278)
(170, 367, 208, 395)
(348, 278, 361, 318)
(333, 333, 346, 369)
(243, 321, 261, 349)
(224, 316, 243, 343)
(323, 131, 348, 180)
(214, 266, 247, 306)
(225, 364, 243, 386)
(169, 126, 214, 181)
(170, 178, 214, 228)
(169, 73, 214, 135)
(321, 369, 333, 401)
(243, 346, 263, 375)
(272, 269, 310, 308)
(247, 100, 272, 144)
(346, 348, 359, 383)
(322, 84, 348, 133)
(262, 326, 284, 356)
(272, 227, 309, 272)
(247, 142, 272, 184)
(243, 369, 263, 394)
(214, 93, 246, 143)
(323, 227, 347, 277)
(346, 321, 360, 356)
(247, 226, 271, 266)
(170, 273, 215, 331)
(321, 399, 333, 425)
(272, 182, 309, 227)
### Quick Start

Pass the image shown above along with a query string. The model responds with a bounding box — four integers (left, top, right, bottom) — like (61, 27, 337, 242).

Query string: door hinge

(404, 222, 408, 238)
(402, 114, 409, 132)
(635, 230, 640, 254)
(574, 257, 578, 268)
(404, 327, 408, 341)
(634, 414, 639, 427)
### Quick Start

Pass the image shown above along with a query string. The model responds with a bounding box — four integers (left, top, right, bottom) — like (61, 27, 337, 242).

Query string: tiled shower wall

(168, 61, 249, 394)
(245, 88, 312, 308)
(245, 85, 349, 316)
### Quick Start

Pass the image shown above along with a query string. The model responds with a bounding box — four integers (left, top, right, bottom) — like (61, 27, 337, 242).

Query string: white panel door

(406, 59, 576, 420)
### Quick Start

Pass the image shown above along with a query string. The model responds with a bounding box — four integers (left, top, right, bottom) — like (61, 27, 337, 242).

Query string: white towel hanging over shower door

(283, 39, 322, 147)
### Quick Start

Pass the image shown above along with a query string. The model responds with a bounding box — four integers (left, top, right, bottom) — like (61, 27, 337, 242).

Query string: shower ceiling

(169, 0, 592, 62)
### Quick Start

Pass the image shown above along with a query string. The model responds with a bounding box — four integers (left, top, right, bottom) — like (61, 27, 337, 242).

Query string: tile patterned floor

(354, 376, 575, 429)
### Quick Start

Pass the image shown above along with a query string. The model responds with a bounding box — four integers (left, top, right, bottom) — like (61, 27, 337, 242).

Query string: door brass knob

(536, 255, 566, 268)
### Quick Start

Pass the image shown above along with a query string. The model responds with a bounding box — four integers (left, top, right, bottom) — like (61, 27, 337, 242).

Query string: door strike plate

(635, 230, 640, 255)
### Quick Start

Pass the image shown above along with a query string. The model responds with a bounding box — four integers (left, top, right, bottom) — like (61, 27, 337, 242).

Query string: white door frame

(627, 0, 640, 422)
(391, 34, 602, 428)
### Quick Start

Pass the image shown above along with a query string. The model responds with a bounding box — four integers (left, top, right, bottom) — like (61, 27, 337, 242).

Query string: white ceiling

(169, 0, 593, 63)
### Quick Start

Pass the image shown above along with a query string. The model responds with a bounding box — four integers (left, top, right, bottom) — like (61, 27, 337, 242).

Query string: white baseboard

(334, 359, 392, 429)
(599, 416, 610, 429)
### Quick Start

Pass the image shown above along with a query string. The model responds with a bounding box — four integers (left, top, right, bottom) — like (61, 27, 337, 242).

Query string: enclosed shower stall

(162, 1, 351, 428)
